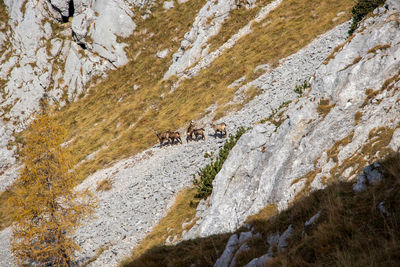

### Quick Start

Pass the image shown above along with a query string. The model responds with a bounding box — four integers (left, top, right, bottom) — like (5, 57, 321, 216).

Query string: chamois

(210, 122, 227, 138)
(193, 128, 205, 141)
(155, 130, 170, 147)
(168, 131, 182, 145)
(186, 120, 195, 142)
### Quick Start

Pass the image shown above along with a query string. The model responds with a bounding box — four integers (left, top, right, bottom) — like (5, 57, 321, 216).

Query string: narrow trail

(0, 20, 350, 267)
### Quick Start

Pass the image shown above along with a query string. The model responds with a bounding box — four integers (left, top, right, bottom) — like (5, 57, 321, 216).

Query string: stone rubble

(185, 0, 400, 238)
(1, 1, 399, 267)
(0, 9, 353, 267)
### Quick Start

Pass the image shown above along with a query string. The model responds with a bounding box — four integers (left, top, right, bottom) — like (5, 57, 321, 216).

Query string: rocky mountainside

(186, 0, 400, 238)
(0, 0, 149, 191)
(0, 0, 399, 266)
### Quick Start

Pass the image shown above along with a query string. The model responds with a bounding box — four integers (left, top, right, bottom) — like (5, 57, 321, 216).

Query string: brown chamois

(193, 128, 205, 141)
(186, 120, 195, 142)
(155, 130, 170, 147)
(168, 131, 182, 145)
(210, 122, 227, 138)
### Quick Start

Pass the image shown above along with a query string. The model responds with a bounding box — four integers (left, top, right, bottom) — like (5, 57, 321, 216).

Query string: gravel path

(0, 21, 350, 267)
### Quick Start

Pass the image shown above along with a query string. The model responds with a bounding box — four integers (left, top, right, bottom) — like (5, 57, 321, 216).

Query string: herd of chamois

(155, 121, 227, 147)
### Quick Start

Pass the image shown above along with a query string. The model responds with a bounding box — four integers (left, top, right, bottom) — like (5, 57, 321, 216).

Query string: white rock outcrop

(185, 1, 400, 237)
(0, 0, 143, 191)
(163, 0, 238, 79)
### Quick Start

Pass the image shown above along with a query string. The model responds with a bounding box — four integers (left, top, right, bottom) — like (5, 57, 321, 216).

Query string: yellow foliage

(9, 102, 96, 266)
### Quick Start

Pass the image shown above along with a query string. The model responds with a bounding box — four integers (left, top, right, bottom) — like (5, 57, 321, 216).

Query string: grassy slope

(122, 153, 400, 267)
(55, 0, 353, 184)
(0, 0, 354, 229)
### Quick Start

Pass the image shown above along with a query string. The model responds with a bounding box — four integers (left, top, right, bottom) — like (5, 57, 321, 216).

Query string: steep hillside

(51, 0, 353, 183)
(0, 0, 142, 191)
(124, 154, 400, 266)
(1, 0, 396, 266)
(186, 0, 400, 238)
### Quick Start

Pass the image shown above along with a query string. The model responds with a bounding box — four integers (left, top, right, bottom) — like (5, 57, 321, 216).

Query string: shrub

(294, 80, 310, 97)
(193, 127, 247, 199)
(348, 0, 385, 35)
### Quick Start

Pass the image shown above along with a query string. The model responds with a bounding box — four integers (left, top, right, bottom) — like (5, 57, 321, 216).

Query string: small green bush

(294, 80, 310, 97)
(193, 127, 247, 199)
(348, 0, 385, 36)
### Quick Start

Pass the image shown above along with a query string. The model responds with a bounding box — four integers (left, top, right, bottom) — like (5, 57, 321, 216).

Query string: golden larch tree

(9, 101, 96, 266)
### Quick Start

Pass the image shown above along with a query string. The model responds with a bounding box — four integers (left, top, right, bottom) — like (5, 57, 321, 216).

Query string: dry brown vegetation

(354, 110, 363, 125)
(96, 178, 113, 192)
(206, 0, 273, 52)
(317, 98, 335, 118)
(270, 153, 400, 266)
(323, 34, 355, 65)
(0, 1, 8, 24)
(367, 43, 391, 54)
(121, 153, 400, 266)
(119, 187, 200, 267)
(1, 0, 354, 230)
(52, 0, 353, 184)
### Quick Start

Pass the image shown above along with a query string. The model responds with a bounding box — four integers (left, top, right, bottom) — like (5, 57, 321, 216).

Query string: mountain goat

(193, 128, 206, 141)
(168, 131, 182, 145)
(186, 120, 195, 142)
(210, 122, 227, 138)
(155, 130, 170, 147)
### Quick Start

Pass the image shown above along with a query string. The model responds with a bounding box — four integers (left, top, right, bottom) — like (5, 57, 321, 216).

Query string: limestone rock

(214, 231, 253, 267)
(278, 224, 293, 252)
(164, 0, 237, 79)
(353, 163, 383, 192)
(49, 0, 72, 18)
(156, 48, 170, 59)
(163, 1, 174, 10)
(243, 253, 273, 267)
(185, 1, 400, 238)
(71, 8, 96, 46)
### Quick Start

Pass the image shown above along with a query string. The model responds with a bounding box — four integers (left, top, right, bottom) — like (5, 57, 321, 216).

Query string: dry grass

(245, 204, 278, 225)
(207, 0, 273, 52)
(367, 43, 391, 54)
(317, 98, 335, 118)
(96, 178, 113, 192)
(354, 110, 363, 125)
(271, 153, 400, 266)
(341, 55, 362, 71)
(0, 1, 10, 64)
(0, 2, 8, 24)
(328, 126, 395, 183)
(119, 154, 400, 266)
(0, 189, 14, 229)
(1, 0, 354, 229)
(381, 68, 400, 92)
(362, 88, 380, 108)
(120, 187, 201, 267)
(51, 0, 353, 185)
(213, 86, 261, 120)
(323, 35, 355, 65)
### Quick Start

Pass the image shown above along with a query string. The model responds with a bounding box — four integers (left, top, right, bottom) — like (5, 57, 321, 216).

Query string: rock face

(1, 0, 399, 266)
(0, 0, 146, 191)
(0, 8, 352, 266)
(185, 1, 400, 237)
(163, 0, 238, 79)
